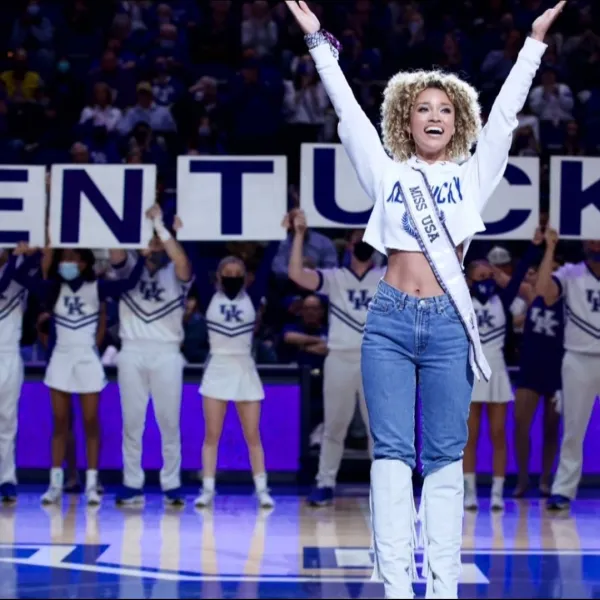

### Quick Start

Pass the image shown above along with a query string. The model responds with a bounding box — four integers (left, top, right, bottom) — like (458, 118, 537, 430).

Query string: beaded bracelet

(304, 30, 342, 60)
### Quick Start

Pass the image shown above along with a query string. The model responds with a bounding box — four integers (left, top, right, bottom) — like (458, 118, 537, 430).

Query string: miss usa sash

(399, 167, 491, 382)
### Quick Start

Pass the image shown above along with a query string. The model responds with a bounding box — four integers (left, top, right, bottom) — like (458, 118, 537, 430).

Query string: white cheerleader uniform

(471, 294, 513, 404)
(112, 252, 194, 493)
(16, 256, 144, 394)
(0, 255, 27, 486)
(44, 280, 106, 394)
(200, 290, 263, 402)
(470, 244, 541, 403)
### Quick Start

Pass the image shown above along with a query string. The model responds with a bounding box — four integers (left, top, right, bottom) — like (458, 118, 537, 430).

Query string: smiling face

(410, 87, 456, 162)
(381, 68, 481, 163)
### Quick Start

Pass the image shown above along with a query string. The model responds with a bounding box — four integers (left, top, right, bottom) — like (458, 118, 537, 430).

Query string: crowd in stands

(1, 0, 598, 367)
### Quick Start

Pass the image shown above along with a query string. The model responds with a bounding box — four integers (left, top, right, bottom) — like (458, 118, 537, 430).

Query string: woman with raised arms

(285, 2, 564, 598)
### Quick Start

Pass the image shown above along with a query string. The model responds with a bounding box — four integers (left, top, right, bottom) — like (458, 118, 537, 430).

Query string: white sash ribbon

(399, 166, 491, 382)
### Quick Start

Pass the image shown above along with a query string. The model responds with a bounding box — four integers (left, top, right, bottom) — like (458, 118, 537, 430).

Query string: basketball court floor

(0, 486, 599, 598)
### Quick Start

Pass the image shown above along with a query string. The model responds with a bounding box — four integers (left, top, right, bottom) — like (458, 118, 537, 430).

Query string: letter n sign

(49, 164, 156, 248)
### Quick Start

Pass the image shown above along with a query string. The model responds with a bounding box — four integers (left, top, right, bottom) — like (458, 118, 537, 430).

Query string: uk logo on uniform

(64, 296, 84, 316)
(587, 290, 600, 313)
(530, 307, 559, 336)
(477, 309, 494, 328)
(140, 280, 165, 303)
(348, 290, 372, 311)
(221, 304, 243, 323)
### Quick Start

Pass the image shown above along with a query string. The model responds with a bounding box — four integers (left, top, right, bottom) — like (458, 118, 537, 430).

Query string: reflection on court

(0, 487, 599, 598)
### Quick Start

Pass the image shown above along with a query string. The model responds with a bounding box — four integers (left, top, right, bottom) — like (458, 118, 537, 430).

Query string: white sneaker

(491, 477, 505, 511)
(491, 491, 505, 511)
(464, 479, 478, 511)
(420, 460, 464, 599)
(370, 459, 416, 600)
(86, 487, 101, 507)
(194, 489, 215, 508)
(257, 489, 275, 509)
(41, 486, 62, 506)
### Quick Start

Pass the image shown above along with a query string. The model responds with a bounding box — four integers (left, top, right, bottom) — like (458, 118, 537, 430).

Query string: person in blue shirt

(514, 228, 564, 498)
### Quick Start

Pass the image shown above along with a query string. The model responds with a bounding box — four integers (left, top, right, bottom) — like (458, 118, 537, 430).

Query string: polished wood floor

(0, 486, 599, 598)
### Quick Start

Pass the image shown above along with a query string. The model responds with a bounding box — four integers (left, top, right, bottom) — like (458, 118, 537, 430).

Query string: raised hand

(531, 1, 566, 42)
(146, 203, 163, 221)
(173, 216, 183, 232)
(13, 242, 32, 256)
(544, 227, 558, 248)
(281, 208, 299, 231)
(293, 209, 308, 235)
(533, 226, 544, 245)
(285, 1, 320, 35)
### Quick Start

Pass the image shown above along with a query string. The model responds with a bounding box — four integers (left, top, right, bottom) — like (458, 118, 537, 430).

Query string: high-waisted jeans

(361, 279, 474, 477)
(363, 280, 473, 599)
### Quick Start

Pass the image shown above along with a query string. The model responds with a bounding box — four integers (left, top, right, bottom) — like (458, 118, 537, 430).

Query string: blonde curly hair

(381, 69, 482, 163)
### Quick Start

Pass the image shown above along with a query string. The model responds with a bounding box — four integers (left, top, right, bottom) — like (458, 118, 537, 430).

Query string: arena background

(1, 0, 599, 488)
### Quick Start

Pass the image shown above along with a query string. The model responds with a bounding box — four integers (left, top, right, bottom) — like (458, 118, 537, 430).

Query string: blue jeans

(361, 280, 474, 477)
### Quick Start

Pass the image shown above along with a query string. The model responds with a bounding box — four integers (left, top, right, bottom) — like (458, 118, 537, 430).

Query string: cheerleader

(287, 213, 383, 506)
(514, 228, 563, 497)
(109, 207, 193, 507)
(14, 245, 145, 505)
(463, 230, 543, 510)
(37, 310, 107, 495)
(538, 237, 600, 510)
(195, 246, 277, 509)
(0, 249, 29, 504)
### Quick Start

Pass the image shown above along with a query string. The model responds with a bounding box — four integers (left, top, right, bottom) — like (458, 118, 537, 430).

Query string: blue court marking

(304, 547, 489, 584)
(0, 546, 39, 559)
(0, 543, 370, 582)
(304, 546, 600, 588)
(1, 544, 600, 598)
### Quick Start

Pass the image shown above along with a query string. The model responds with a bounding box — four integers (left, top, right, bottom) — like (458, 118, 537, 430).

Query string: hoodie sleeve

(461, 37, 547, 213)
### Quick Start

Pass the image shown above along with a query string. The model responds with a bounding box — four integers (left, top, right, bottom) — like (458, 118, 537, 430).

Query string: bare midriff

(384, 246, 464, 298)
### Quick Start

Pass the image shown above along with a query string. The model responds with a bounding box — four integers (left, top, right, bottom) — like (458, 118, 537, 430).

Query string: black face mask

(353, 241, 374, 262)
(221, 276, 244, 300)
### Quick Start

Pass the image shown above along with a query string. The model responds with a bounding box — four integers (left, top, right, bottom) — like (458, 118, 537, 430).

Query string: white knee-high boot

(370, 459, 417, 599)
(419, 460, 464, 599)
